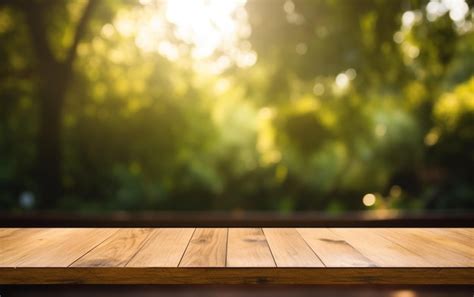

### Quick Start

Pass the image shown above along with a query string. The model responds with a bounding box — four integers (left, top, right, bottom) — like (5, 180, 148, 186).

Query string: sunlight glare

(335, 73, 350, 90)
(426, 0, 469, 22)
(166, 0, 244, 59)
(128, 0, 255, 73)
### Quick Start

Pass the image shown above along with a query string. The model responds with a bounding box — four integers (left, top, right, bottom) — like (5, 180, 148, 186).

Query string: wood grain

(450, 228, 473, 238)
(0, 228, 117, 267)
(1, 267, 472, 285)
(72, 228, 151, 267)
(373, 228, 473, 267)
(0, 228, 81, 267)
(408, 228, 473, 263)
(127, 228, 195, 267)
(0, 227, 472, 285)
(179, 228, 227, 267)
(297, 228, 376, 267)
(425, 228, 473, 246)
(263, 228, 324, 267)
(0, 228, 20, 238)
(227, 228, 275, 267)
(0, 228, 48, 249)
(330, 228, 433, 267)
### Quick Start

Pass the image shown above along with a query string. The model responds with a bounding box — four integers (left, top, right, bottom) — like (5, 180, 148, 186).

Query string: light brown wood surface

(297, 228, 376, 267)
(71, 228, 151, 267)
(0, 228, 118, 267)
(227, 228, 275, 267)
(179, 228, 227, 267)
(373, 228, 473, 267)
(0, 228, 472, 284)
(330, 228, 434, 267)
(128, 228, 195, 267)
(263, 228, 324, 267)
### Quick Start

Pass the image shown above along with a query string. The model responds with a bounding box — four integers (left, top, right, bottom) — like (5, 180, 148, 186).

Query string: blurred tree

(0, 0, 104, 207)
(0, 0, 472, 212)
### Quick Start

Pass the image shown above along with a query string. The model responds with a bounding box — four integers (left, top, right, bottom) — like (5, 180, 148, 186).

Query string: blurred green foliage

(0, 0, 473, 213)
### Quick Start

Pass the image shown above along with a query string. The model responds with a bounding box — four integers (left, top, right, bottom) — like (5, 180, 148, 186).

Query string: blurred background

(0, 0, 473, 218)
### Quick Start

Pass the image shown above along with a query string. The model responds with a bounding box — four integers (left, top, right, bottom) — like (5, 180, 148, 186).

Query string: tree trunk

(36, 63, 69, 209)
(15, 0, 98, 209)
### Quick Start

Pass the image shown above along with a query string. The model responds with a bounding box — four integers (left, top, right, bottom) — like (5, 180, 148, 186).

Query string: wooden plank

(297, 228, 376, 267)
(0, 228, 117, 267)
(127, 228, 195, 267)
(437, 228, 473, 243)
(227, 228, 275, 267)
(0, 229, 98, 266)
(422, 228, 472, 243)
(72, 228, 152, 267)
(330, 228, 433, 267)
(0, 228, 20, 238)
(1, 267, 472, 285)
(0, 227, 473, 285)
(0, 228, 53, 266)
(450, 228, 474, 238)
(410, 228, 473, 262)
(263, 228, 324, 267)
(0, 228, 48, 248)
(373, 228, 473, 267)
(179, 228, 227, 267)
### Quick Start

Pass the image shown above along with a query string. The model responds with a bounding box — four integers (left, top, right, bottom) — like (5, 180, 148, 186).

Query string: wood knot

(319, 238, 346, 244)
(243, 238, 265, 243)
(193, 238, 208, 244)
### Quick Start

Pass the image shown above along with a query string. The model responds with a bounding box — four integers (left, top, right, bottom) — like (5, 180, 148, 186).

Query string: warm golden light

(390, 289, 417, 297)
(362, 193, 376, 207)
(111, 0, 255, 73)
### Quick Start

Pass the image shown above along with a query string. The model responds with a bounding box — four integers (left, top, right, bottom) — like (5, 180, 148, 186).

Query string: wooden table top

(0, 228, 472, 285)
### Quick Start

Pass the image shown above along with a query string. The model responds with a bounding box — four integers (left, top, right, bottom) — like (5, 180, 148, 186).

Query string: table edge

(1, 267, 473, 285)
